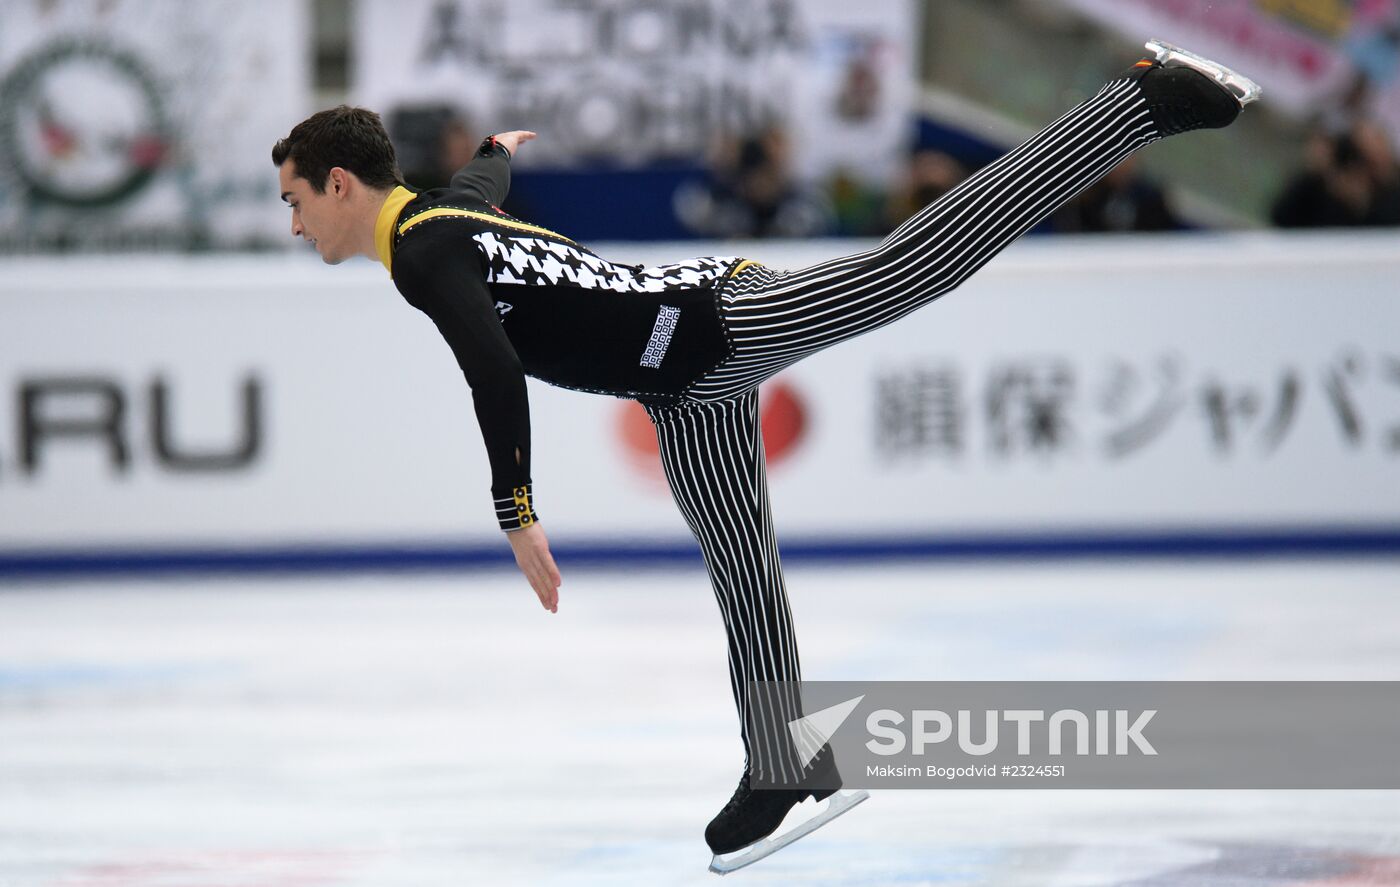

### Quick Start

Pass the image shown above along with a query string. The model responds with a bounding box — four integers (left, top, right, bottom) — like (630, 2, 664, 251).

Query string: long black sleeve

(391, 227, 537, 531)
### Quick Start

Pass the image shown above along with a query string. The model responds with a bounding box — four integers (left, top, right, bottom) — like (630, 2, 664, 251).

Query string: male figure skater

(273, 42, 1259, 871)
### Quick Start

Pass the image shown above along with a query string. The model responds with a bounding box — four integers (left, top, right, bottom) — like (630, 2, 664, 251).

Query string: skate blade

(1145, 39, 1262, 107)
(707, 789, 870, 875)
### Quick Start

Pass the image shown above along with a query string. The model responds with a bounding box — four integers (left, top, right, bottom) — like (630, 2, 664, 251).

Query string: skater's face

(279, 159, 355, 265)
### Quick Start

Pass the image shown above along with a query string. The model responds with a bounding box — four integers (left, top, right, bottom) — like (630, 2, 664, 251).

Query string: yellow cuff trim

(513, 486, 535, 526)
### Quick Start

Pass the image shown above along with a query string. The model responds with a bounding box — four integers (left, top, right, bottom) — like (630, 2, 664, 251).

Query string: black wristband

(479, 135, 511, 160)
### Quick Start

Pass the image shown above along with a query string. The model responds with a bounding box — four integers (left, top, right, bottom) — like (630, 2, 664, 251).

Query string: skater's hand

(506, 522, 561, 613)
(492, 130, 536, 157)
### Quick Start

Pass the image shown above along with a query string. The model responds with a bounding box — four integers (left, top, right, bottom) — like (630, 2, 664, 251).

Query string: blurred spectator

(827, 169, 888, 237)
(386, 104, 476, 190)
(882, 149, 967, 233)
(438, 117, 477, 179)
(1353, 118, 1400, 222)
(676, 126, 834, 239)
(1050, 155, 1181, 233)
(1337, 0, 1400, 118)
(835, 36, 883, 123)
(1272, 120, 1400, 228)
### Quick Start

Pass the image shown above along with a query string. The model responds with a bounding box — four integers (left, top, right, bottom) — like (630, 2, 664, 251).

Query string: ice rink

(3, 559, 1400, 886)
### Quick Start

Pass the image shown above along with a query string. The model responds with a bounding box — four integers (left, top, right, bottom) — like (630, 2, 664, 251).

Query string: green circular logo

(0, 38, 171, 208)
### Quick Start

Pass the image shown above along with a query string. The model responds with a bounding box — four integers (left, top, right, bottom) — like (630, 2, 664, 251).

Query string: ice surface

(3, 561, 1399, 885)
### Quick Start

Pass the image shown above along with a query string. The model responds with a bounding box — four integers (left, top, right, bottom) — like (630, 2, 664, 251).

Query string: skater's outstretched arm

(393, 236, 532, 508)
(392, 227, 562, 610)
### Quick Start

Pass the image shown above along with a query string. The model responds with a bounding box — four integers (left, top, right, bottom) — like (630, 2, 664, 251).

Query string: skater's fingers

(534, 579, 555, 613)
(527, 544, 560, 607)
(538, 567, 560, 611)
(494, 130, 538, 155)
(506, 524, 558, 613)
(528, 571, 550, 609)
(540, 561, 559, 611)
(524, 558, 557, 613)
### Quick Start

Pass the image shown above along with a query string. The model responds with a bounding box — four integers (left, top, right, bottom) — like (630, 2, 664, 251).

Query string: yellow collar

(373, 185, 416, 275)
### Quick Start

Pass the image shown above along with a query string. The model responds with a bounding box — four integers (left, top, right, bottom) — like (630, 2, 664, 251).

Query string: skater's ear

(327, 167, 352, 199)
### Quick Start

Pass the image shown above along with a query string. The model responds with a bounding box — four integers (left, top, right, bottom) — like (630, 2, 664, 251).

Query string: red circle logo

(617, 379, 810, 489)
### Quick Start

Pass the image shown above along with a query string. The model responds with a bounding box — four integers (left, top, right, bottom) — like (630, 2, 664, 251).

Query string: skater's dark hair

(272, 105, 404, 193)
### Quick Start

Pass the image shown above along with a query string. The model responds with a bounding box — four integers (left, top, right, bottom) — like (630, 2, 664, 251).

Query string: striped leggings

(644, 76, 1161, 783)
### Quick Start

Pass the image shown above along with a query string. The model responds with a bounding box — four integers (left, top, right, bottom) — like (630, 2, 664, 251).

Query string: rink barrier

(4, 236, 1399, 553)
(3, 526, 1399, 581)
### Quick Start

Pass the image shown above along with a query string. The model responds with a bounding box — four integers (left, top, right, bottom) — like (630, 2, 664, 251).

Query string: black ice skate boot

(705, 747, 869, 874)
(1124, 39, 1262, 136)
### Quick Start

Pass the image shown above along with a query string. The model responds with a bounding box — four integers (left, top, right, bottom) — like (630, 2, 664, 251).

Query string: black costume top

(377, 138, 743, 531)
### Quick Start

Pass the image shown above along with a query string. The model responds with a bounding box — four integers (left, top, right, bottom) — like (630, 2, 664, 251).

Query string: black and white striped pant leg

(643, 391, 808, 784)
(689, 75, 1162, 399)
